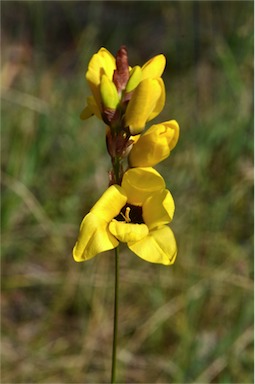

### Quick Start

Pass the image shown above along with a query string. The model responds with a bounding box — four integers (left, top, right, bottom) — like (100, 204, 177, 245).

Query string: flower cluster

(73, 46, 179, 265)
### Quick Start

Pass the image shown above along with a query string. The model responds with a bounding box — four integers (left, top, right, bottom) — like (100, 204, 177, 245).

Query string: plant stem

(110, 151, 122, 383)
(112, 155, 123, 185)
(111, 245, 119, 383)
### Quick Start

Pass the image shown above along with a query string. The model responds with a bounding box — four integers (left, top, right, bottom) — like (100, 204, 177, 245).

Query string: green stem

(112, 156, 123, 185)
(110, 153, 122, 383)
(111, 245, 119, 383)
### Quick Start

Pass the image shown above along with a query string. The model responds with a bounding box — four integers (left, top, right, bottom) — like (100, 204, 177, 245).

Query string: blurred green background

(1, 1, 253, 383)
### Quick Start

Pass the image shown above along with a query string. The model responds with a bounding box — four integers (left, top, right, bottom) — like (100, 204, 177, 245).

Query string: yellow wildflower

(73, 167, 177, 265)
(123, 78, 165, 135)
(129, 120, 180, 167)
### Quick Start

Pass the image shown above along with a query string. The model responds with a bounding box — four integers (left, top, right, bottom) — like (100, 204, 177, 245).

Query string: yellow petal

(141, 54, 166, 80)
(124, 78, 163, 135)
(143, 189, 175, 230)
(128, 225, 177, 265)
(122, 167, 165, 205)
(80, 96, 102, 120)
(100, 74, 120, 109)
(91, 185, 127, 222)
(129, 120, 180, 167)
(73, 212, 119, 262)
(109, 221, 148, 242)
(147, 78, 165, 121)
(87, 95, 102, 119)
(86, 47, 116, 85)
(130, 134, 140, 144)
(80, 105, 93, 120)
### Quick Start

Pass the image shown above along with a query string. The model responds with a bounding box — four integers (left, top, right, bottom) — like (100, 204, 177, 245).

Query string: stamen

(120, 207, 131, 223)
(115, 204, 144, 224)
(125, 207, 131, 222)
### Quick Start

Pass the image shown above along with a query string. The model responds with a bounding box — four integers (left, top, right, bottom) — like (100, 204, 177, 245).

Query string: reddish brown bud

(113, 45, 130, 93)
(106, 127, 131, 159)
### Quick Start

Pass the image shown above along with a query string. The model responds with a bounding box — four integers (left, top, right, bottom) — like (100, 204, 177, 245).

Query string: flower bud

(128, 120, 180, 167)
(124, 78, 165, 135)
(100, 74, 120, 110)
(86, 48, 116, 109)
(113, 45, 130, 92)
(125, 66, 142, 93)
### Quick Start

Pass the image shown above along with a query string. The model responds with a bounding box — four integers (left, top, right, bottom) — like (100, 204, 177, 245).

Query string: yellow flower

(123, 53, 167, 134)
(80, 47, 167, 133)
(73, 167, 177, 265)
(100, 74, 120, 110)
(124, 78, 165, 135)
(80, 48, 118, 120)
(129, 120, 180, 167)
(86, 48, 117, 109)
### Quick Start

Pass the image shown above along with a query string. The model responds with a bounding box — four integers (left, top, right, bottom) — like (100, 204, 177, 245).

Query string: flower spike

(75, 46, 179, 266)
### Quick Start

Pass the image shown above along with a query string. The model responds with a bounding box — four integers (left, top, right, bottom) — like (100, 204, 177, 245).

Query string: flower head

(73, 167, 177, 265)
(80, 46, 166, 134)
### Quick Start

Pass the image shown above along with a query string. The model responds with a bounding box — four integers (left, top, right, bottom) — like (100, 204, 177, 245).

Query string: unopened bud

(124, 78, 165, 135)
(129, 120, 180, 167)
(113, 46, 130, 93)
(125, 66, 142, 93)
(100, 74, 120, 110)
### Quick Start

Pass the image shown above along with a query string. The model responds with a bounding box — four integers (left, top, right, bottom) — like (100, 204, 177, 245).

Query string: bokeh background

(1, 1, 253, 383)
